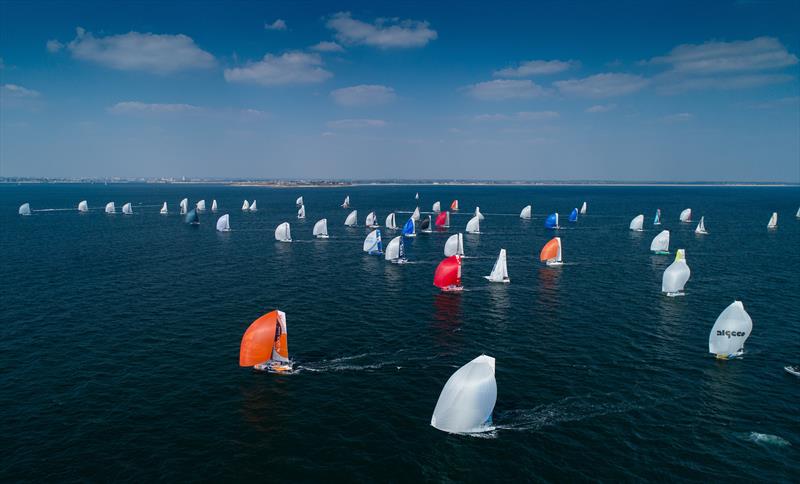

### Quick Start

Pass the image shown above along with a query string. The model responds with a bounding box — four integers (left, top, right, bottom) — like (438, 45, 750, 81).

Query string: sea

(1, 183, 798, 482)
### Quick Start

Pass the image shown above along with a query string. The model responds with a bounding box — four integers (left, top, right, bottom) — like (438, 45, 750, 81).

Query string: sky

(1, 0, 799, 182)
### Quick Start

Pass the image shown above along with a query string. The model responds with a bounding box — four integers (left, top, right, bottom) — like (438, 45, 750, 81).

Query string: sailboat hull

(440, 285, 464, 292)
(483, 276, 510, 283)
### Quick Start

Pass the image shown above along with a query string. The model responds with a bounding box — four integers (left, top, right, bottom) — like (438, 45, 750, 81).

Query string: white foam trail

(494, 396, 639, 432)
(741, 432, 791, 446)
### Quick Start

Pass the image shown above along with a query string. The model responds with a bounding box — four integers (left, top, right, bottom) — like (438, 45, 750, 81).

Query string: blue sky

(1, 0, 798, 181)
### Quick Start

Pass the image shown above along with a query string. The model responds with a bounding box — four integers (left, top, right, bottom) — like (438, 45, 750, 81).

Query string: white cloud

(585, 103, 617, 113)
(463, 79, 550, 101)
(646, 37, 798, 74)
(326, 12, 437, 49)
(46, 39, 64, 53)
(264, 19, 287, 31)
(554, 73, 648, 98)
(311, 41, 344, 53)
(224, 52, 332, 86)
(656, 73, 793, 94)
(330, 84, 396, 106)
(108, 101, 201, 114)
(474, 111, 560, 122)
(326, 118, 386, 129)
(662, 112, 693, 123)
(493, 59, 578, 77)
(65, 27, 215, 74)
(1, 84, 40, 98)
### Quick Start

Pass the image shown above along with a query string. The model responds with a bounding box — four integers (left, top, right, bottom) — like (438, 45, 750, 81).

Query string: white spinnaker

(344, 210, 358, 226)
(431, 355, 497, 434)
(180, 198, 188, 214)
(296, 196, 304, 206)
(708, 301, 753, 358)
(485, 249, 509, 282)
(298, 205, 306, 219)
(520, 205, 532, 219)
(650, 230, 670, 252)
(122, 203, 133, 214)
(386, 213, 397, 229)
(680, 208, 691, 222)
(444, 233, 465, 257)
(216, 214, 230, 232)
(767, 212, 777, 228)
(249, 200, 257, 211)
(105, 202, 115, 214)
(211, 200, 218, 212)
(412, 207, 421, 221)
(19, 203, 31, 216)
(363, 229, 381, 253)
(580, 202, 587, 215)
(385, 236, 401, 261)
(629, 214, 644, 231)
(78, 200, 89, 212)
(466, 216, 480, 234)
(160, 202, 168, 214)
(313, 218, 328, 237)
(275, 222, 291, 242)
(432, 201, 441, 213)
(366, 211, 376, 227)
(196, 200, 206, 212)
(242, 200, 250, 211)
(475, 207, 485, 221)
(662, 250, 690, 295)
(342, 195, 350, 208)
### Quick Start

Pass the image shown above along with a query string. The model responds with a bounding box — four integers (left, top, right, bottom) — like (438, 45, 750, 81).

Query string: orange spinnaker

(450, 200, 459, 210)
(240, 310, 279, 366)
(540, 238, 560, 262)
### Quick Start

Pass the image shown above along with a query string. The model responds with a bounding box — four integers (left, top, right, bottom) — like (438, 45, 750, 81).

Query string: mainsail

(363, 229, 383, 255)
(160, 202, 168, 214)
(767, 212, 777, 229)
(466, 215, 480, 234)
(341, 195, 350, 208)
(385, 213, 397, 230)
(654, 209, 661, 225)
(434, 255, 463, 291)
(412, 207, 421, 221)
(297, 205, 306, 219)
(122, 202, 133, 215)
(242, 200, 250, 211)
(431, 354, 496, 434)
(296, 196, 304, 207)
(275, 222, 292, 242)
(180, 198, 188, 215)
(540, 237, 562, 266)
(344, 210, 358, 227)
(216, 214, 231, 232)
(211, 200, 218, 212)
(313, 218, 329, 238)
(475, 207, 484, 221)
(239, 310, 290, 371)
(366, 211, 378, 227)
(662, 249, 690, 296)
(105, 202, 115, 214)
(580, 202, 587, 215)
(444, 233, 465, 257)
(485, 249, 510, 283)
(679, 208, 691, 222)
(432, 201, 441, 213)
(19, 203, 31, 216)
(630, 214, 644, 231)
(544, 213, 559, 229)
(78, 200, 89, 212)
(695, 216, 707, 234)
(650, 230, 670, 254)
(520, 205, 532, 219)
(249, 200, 257, 211)
(708, 301, 752, 359)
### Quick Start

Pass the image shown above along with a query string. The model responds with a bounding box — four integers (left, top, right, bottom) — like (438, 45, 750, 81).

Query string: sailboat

(796, 207, 800, 219)
(402, 217, 416, 237)
(249, 200, 257, 211)
(466, 215, 480, 234)
(415, 192, 419, 200)
(654, 209, 661, 225)
(630, 214, 644, 231)
(412, 207, 421, 221)
(484, 249, 510, 283)
(242, 200, 250, 211)
(435, 211, 450, 228)
(211, 200, 218, 212)
(434, 255, 463, 292)
(662, 249, 690, 297)
(313, 219, 329, 238)
(569, 208, 578, 222)
(297, 205, 306, 219)
(239, 309, 292, 373)
(451, 200, 459, 211)
(431, 355, 496, 434)
(475, 207, 484, 221)
(160, 202, 168, 214)
(274, 222, 292, 242)
(122, 202, 133, 215)
(520, 205, 532, 219)
(544, 213, 559, 229)
(105, 202, 115, 214)
(650, 230, 670, 254)
(18, 203, 31, 216)
(78, 200, 89, 212)
(366, 211, 379, 228)
(767, 212, 777, 229)
(296, 196, 304, 207)
(444, 233, 465, 257)
(420, 215, 432, 233)
(185, 208, 199, 225)
(180, 198, 188, 215)
(540, 237, 563, 266)
(679, 208, 691, 222)
(695, 216, 708, 235)
(385, 236, 407, 264)
(196, 200, 206, 212)
(385, 213, 398, 230)
(580, 202, 587, 215)
(363, 229, 383, 255)
(432, 201, 441, 213)
(344, 210, 358, 227)
(341, 195, 350, 208)
(216, 214, 231, 232)
(708, 301, 752, 359)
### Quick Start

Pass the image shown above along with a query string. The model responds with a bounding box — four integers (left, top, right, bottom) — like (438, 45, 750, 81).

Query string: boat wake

(739, 432, 791, 446)
(295, 351, 439, 373)
(494, 395, 639, 432)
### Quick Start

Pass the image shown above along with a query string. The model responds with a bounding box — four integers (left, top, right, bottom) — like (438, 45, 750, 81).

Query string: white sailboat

(679, 208, 692, 222)
(650, 230, 670, 254)
(160, 202, 168, 214)
(122, 202, 133, 215)
(580, 202, 587, 215)
(211, 200, 218, 212)
(297, 205, 306, 219)
(662, 249, 690, 297)
(695, 216, 708, 235)
(796, 207, 800, 218)
(313, 219, 329, 238)
(767, 212, 777, 229)
(249, 200, 257, 211)
(629, 214, 644, 231)
(709, 301, 753, 359)
(296, 196, 304, 207)
(385, 213, 398, 230)
(18, 203, 31, 216)
(519, 205, 532, 219)
(180, 198, 188, 215)
(216, 214, 231, 232)
(415, 192, 419, 200)
(466, 216, 480, 234)
(78, 200, 89, 212)
(384, 236, 407, 264)
(344, 210, 357, 227)
(242, 200, 250, 211)
(432, 201, 441, 213)
(196, 200, 206, 212)
(274, 222, 292, 242)
(412, 207, 421, 221)
(366, 211, 378, 228)
(484, 249, 510, 283)
(475, 207, 485, 221)
(444, 233, 465, 257)
(431, 355, 497, 434)
(363, 229, 383, 255)
(341, 195, 350, 208)
(105, 202, 115, 214)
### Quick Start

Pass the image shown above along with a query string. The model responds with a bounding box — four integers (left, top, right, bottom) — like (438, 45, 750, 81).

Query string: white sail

(242, 200, 250, 211)
(297, 205, 306, 219)
(19, 203, 31, 216)
(662, 249, 690, 296)
(385, 236, 402, 262)
(122, 202, 133, 215)
(274, 222, 292, 242)
(444, 233, 465, 257)
(296, 196, 304, 207)
(366, 211, 377, 227)
(432, 201, 441, 213)
(466, 216, 480, 234)
(196, 200, 206, 212)
(650, 230, 670, 253)
(629, 214, 644, 231)
(796, 207, 800, 218)
(105, 202, 115, 214)
(249, 200, 257, 211)
(431, 354, 497, 434)
(344, 210, 357, 227)
(341, 195, 350, 208)
(160, 202, 168, 214)
(520, 205, 532, 219)
(412, 207, 421, 221)
(180, 198, 188, 215)
(708, 301, 753, 358)
(580, 201, 587, 215)
(313, 218, 328, 238)
(475, 207, 484, 221)
(363, 229, 382, 253)
(767, 212, 777, 229)
(485, 249, 510, 283)
(211, 199, 218, 212)
(679, 208, 691, 222)
(216, 214, 230, 232)
(695, 216, 707, 234)
(78, 200, 88, 212)
(385, 213, 397, 230)
(415, 192, 419, 200)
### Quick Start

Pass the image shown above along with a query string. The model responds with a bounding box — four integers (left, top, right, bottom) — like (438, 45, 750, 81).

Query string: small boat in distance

(385, 213, 398, 230)
(695, 216, 708, 235)
(630, 214, 644, 232)
(296, 196, 304, 207)
(122, 203, 133, 215)
(216, 214, 231, 232)
(366, 211, 379, 228)
(344, 210, 358, 227)
(580, 202, 587, 215)
(654, 209, 661, 225)
(185, 208, 199, 225)
(341, 195, 350, 208)
(569, 208, 578, 222)
(451, 200, 459, 211)
(275, 222, 292, 242)
(709, 301, 752, 359)
(796, 207, 800, 219)
(105, 202, 115, 214)
(544, 213, 559, 229)
(679, 208, 692, 222)
(19, 203, 31, 216)
(431, 354, 496, 434)
(444, 233, 465, 257)
(485, 249, 510, 283)
(385, 236, 407, 264)
(196, 200, 206, 212)
(297, 205, 306, 219)
(242, 200, 250, 211)
(432, 201, 441, 213)
(650, 230, 670, 254)
(435, 211, 450, 228)
(540, 237, 563, 266)
(363, 229, 383, 255)
(249, 200, 257, 211)
(211, 200, 218, 212)
(180, 198, 188, 215)
(767, 212, 777, 229)
(466, 215, 480, 234)
(78, 200, 88, 213)
(415, 192, 419, 200)
(313, 219, 329, 238)
(434, 255, 463, 292)
(160, 202, 168, 214)
(662, 249, 690, 297)
(239, 309, 292, 374)
(520, 205, 532, 220)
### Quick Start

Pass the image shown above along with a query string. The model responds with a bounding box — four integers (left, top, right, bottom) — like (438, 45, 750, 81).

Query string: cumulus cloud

(554, 73, 648, 98)
(1, 84, 41, 98)
(46, 39, 64, 53)
(656, 73, 793, 94)
(646, 37, 798, 74)
(311, 41, 345, 53)
(585, 103, 617, 113)
(326, 12, 437, 49)
(330, 84, 396, 107)
(61, 27, 215, 74)
(264, 19, 287, 31)
(662, 112, 693, 123)
(473, 111, 559, 122)
(463, 79, 550, 101)
(108, 101, 201, 114)
(493, 59, 578, 77)
(224, 52, 332, 86)
(326, 118, 386, 129)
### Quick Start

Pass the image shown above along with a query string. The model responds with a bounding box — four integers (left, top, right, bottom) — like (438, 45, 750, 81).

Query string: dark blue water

(2, 184, 798, 482)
